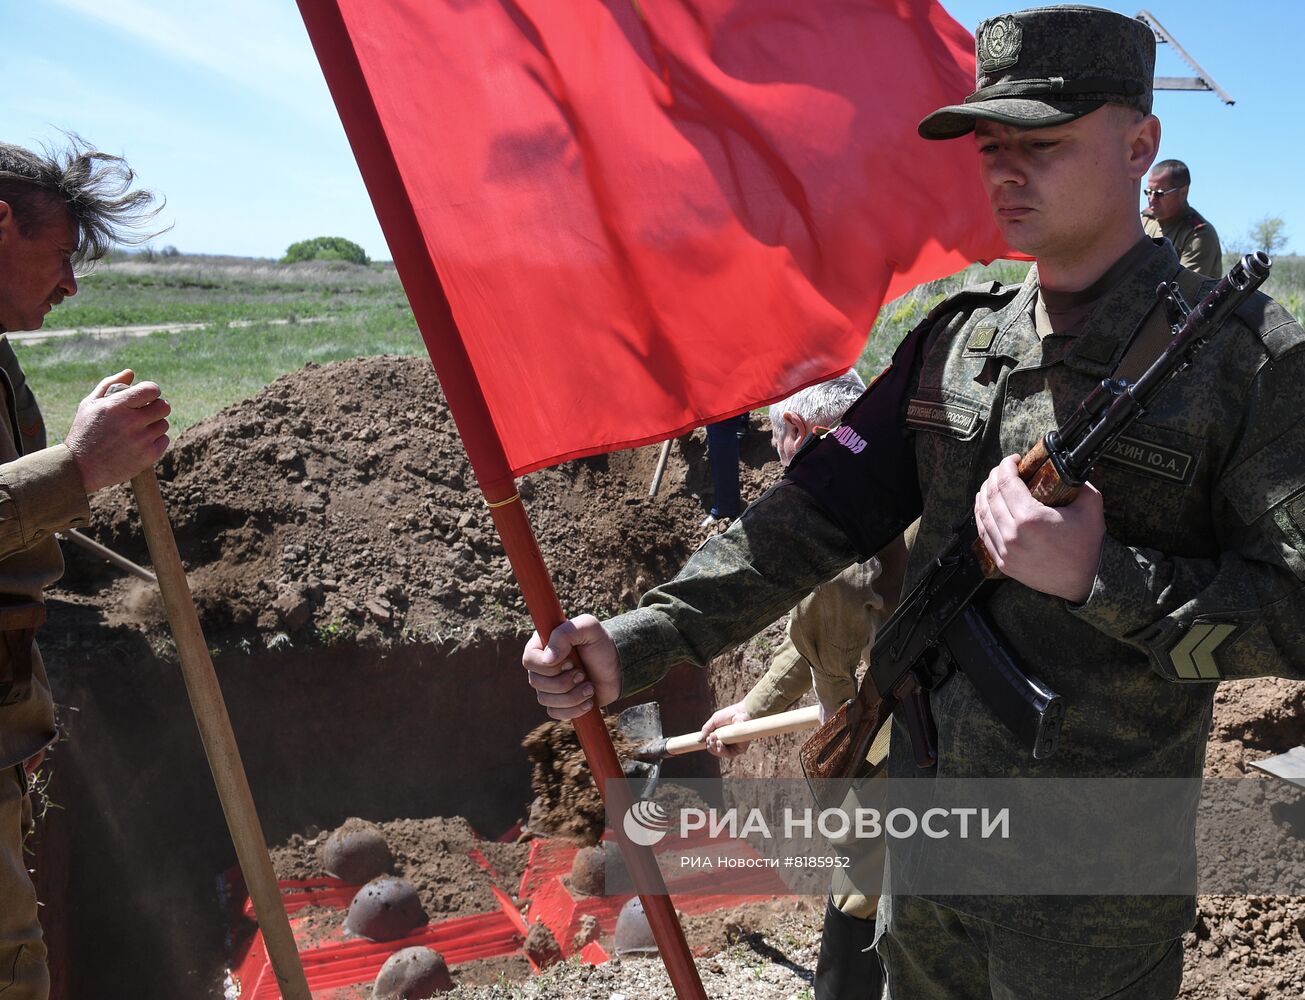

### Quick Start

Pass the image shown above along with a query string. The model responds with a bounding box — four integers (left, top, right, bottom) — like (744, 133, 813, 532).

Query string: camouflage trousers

(0, 765, 48, 999)
(875, 894, 1183, 1000)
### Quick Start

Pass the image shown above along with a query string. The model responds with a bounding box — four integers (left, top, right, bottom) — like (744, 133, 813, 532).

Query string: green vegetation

(856, 252, 1305, 381)
(281, 236, 370, 266)
(855, 258, 1032, 379)
(314, 620, 358, 646)
(15, 254, 423, 439)
(1234, 215, 1290, 258)
(14, 250, 1304, 446)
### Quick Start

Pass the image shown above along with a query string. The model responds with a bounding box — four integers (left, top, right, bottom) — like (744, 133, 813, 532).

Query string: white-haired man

(699, 370, 907, 1000)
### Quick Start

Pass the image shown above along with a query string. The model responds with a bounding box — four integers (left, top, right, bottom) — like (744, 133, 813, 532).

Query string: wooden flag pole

(483, 481, 707, 1000)
(295, 5, 707, 993)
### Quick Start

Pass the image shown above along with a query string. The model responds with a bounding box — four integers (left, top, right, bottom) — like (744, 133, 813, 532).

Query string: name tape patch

(905, 399, 981, 438)
(1100, 434, 1195, 484)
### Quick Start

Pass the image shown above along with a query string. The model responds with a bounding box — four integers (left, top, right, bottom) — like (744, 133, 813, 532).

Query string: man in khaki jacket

(699, 371, 908, 1000)
(0, 138, 171, 998)
(1141, 158, 1223, 277)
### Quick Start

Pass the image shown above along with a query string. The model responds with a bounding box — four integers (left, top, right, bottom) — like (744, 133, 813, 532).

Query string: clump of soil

(522, 718, 641, 845)
(523, 923, 563, 969)
(572, 913, 600, 950)
(67, 356, 779, 652)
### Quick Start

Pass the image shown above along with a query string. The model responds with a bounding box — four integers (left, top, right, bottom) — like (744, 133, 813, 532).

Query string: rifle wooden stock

(800, 695, 883, 783)
(973, 439, 1081, 578)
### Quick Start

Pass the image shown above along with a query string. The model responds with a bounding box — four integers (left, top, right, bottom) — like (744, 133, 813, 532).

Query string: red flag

(301, 0, 1003, 484)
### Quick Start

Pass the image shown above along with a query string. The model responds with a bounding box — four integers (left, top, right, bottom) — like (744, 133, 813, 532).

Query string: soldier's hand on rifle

(974, 453, 1105, 604)
(699, 701, 753, 759)
(64, 370, 171, 493)
(522, 614, 621, 720)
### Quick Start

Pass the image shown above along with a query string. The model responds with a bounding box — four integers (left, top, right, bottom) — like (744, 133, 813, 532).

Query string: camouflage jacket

(606, 238, 1305, 943)
(1142, 205, 1223, 278)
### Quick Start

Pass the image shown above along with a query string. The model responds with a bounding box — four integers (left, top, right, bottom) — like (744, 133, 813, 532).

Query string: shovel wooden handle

(663, 704, 821, 756)
(129, 467, 311, 999)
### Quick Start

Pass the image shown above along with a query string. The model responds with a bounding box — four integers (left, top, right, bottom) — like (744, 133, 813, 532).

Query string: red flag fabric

(303, 0, 1004, 481)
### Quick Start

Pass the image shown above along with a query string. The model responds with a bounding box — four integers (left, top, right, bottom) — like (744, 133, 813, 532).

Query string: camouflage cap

(919, 5, 1155, 141)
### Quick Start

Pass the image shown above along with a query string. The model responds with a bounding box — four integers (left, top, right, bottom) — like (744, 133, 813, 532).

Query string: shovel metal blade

(617, 702, 663, 802)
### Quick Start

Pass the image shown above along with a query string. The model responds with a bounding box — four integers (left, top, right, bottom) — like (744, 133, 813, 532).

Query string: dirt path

(9, 314, 331, 345)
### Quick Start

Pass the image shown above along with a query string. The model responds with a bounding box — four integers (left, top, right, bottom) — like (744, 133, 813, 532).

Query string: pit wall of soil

(38, 631, 719, 1000)
(32, 358, 786, 997)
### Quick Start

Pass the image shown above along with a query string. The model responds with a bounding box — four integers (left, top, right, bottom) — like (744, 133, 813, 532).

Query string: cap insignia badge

(978, 15, 1022, 74)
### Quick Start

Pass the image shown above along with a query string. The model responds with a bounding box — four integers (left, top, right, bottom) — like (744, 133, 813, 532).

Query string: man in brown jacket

(699, 370, 907, 1000)
(1141, 158, 1223, 277)
(0, 138, 171, 998)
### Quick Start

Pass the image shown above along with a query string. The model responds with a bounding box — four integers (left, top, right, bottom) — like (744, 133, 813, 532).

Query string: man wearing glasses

(1141, 158, 1223, 277)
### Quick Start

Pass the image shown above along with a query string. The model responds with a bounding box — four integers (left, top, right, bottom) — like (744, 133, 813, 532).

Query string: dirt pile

(271, 816, 530, 920)
(1181, 676, 1305, 999)
(67, 356, 778, 652)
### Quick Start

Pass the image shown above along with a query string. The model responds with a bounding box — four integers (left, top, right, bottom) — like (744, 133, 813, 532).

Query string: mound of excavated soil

(272, 816, 530, 921)
(64, 355, 777, 651)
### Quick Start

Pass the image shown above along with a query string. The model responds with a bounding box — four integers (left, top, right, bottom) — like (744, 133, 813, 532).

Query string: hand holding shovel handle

(649, 705, 822, 759)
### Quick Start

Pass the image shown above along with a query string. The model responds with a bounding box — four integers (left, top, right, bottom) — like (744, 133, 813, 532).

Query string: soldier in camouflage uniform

(0, 139, 169, 999)
(1141, 158, 1223, 278)
(523, 6, 1304, 998)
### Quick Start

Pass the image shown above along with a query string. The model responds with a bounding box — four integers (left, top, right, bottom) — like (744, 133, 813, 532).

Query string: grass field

(13, 251, 1302, 443)
(15, 256, 425, 439)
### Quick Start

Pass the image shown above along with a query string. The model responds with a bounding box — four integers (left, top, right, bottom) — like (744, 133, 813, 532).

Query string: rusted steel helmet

(318, 817, 393, 883)
(344, 876, 425, 942)
(373, 946, 453, 998)
(614, 897, 658, 955)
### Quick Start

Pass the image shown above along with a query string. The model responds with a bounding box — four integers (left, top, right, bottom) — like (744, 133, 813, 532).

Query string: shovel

(618, 702, 823, 800)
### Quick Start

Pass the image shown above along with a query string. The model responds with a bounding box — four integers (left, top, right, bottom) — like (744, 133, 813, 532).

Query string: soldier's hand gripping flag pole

(295, 3, 1009, 994)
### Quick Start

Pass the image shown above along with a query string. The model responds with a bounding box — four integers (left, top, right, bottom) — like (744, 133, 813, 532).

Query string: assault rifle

(800, 252, 1272, 786)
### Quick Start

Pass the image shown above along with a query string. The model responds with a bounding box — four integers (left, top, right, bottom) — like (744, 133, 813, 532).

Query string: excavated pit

(24, 356, 1305, 998)
(33, 357, 781, 998)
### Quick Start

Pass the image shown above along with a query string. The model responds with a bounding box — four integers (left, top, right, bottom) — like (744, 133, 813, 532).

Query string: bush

(281, 236, 370, 266)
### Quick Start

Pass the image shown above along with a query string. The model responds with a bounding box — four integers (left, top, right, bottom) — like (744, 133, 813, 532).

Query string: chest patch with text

(905, 398, 982, 438)
(1099, 434, 1196, 484)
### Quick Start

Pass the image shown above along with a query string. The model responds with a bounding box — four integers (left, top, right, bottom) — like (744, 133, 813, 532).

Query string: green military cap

(919, 5, 1155, 141)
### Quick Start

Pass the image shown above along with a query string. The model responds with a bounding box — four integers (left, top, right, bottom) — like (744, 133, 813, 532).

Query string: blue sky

(10, 1, 1299, 260)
